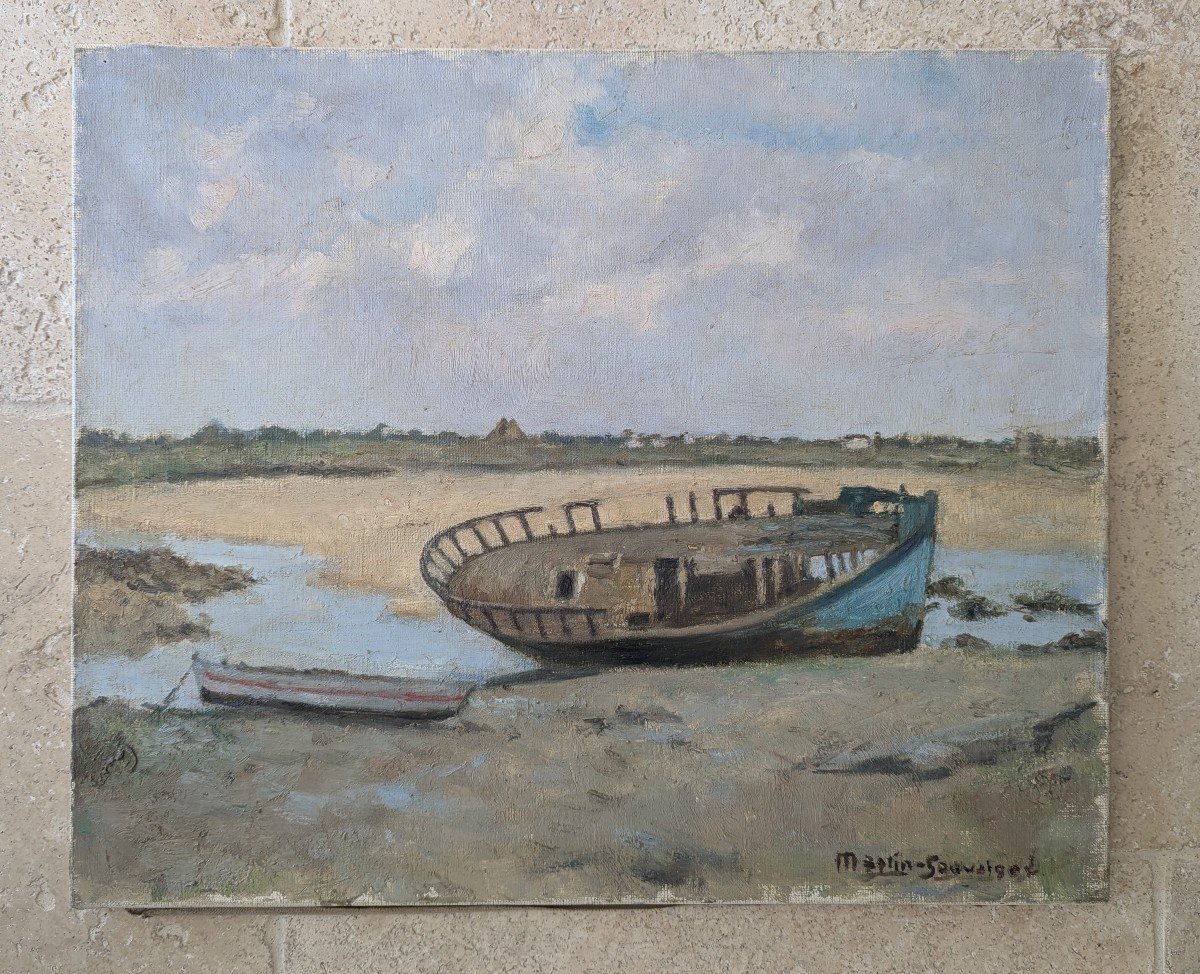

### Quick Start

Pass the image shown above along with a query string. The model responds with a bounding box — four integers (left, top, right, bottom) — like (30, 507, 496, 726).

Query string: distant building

(842, 434, 872, 451)
(485, 417, 528, 442)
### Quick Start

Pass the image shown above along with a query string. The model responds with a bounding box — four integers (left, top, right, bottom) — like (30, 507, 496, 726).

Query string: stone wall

(2, 1, 1197, 970)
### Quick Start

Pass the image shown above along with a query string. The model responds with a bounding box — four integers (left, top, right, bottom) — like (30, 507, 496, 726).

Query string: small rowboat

(191, 655, 476, 720)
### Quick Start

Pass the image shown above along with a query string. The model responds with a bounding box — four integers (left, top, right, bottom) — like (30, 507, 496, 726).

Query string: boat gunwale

(191, 653, 478, 690)
(421, 487, 900, 594)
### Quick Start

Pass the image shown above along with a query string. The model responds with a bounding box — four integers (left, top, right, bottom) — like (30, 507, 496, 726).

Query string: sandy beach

(78, 464, 1104, 618)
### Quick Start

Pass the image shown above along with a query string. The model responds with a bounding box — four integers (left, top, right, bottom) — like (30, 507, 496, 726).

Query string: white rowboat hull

(192, 656, 474, 719)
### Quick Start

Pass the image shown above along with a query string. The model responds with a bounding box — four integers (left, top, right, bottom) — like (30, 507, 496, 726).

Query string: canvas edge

(68, 44, 83, 914)
(66, 46, 1115, 911)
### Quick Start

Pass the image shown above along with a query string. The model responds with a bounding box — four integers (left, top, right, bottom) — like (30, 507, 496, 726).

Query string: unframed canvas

(72, 49, 1109, 907)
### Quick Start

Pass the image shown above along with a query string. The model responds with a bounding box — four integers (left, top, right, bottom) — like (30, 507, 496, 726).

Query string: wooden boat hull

(192, 656, 474, 719)
(496, 533, 935, 666)
(422, 486, 939, 667)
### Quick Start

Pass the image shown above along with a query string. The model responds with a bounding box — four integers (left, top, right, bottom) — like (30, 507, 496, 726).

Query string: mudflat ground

(72, 464, 1107, 906)
(74, 645, 1105, 906)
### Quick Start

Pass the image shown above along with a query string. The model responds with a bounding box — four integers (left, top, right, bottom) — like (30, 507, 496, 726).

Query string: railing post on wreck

(665, 495, 677, 524)
(713, 489, 723, 520)
(431, 545, 457, 574)
(688, 491, 700, 523)
(563, 500, 602, 534)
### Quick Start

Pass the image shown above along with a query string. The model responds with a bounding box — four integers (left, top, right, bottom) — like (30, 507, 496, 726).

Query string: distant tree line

(77, 421, 1102, 459)
(77, 421, 471, 449)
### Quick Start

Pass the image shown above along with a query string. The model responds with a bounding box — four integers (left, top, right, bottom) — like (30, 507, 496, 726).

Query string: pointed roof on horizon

(485, 417, 528, 442)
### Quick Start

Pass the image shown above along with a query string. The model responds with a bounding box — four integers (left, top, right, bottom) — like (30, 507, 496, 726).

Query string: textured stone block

(3, 0, 1200, 967)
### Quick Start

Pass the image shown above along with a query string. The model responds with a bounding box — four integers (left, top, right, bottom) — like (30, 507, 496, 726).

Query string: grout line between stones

(1149, 853, 1171, 974)
(269, 915, 289, 974)
(268, 0, 294, 47)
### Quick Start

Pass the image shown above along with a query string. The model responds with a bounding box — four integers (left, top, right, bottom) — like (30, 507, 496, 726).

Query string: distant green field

(75, 426, 1104, 489)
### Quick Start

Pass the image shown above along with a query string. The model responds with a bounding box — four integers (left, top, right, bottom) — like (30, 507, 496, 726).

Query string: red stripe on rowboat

(202, 670, 467, 704)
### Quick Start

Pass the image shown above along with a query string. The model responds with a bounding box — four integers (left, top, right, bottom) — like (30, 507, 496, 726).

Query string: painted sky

(75, 50, 1108, 438)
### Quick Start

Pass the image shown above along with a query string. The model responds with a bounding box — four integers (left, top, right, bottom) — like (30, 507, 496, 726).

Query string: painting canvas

(72, 49, 1109, 907)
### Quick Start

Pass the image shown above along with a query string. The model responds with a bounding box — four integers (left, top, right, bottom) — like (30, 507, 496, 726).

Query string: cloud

(177, 90, 323, 237)
(320, 212, 476, 300)
(138, 246, 189, 304)
(75, 50, 1108, 438)
(189, 92, 318, 180)
(537, 268, 674, 334)
(189, 179, 240, 231)
(333, 152, 391, 191)
(693, 209, 805, 277)
(144, 250, 333, 314)
(405, 216, 476, 286)
(486, 59, 606, 163)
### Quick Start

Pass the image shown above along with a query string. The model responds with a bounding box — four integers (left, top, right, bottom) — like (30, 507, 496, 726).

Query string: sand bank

(77, 465, 1104, 619)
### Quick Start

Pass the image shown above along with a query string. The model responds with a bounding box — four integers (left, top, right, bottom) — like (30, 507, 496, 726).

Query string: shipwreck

(421, 485, 938, 666)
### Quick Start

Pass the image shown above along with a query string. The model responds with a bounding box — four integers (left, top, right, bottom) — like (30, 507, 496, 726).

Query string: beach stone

(1017, 631, 1108, 655)
(944, 633, 993, 652)
(948, 594, 1009, 621)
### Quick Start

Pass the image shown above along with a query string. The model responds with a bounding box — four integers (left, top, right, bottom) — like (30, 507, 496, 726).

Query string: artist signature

(835, 851, 1040, 881)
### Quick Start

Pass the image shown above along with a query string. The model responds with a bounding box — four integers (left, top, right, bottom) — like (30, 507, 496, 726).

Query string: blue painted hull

(792, 533, 936, 637)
